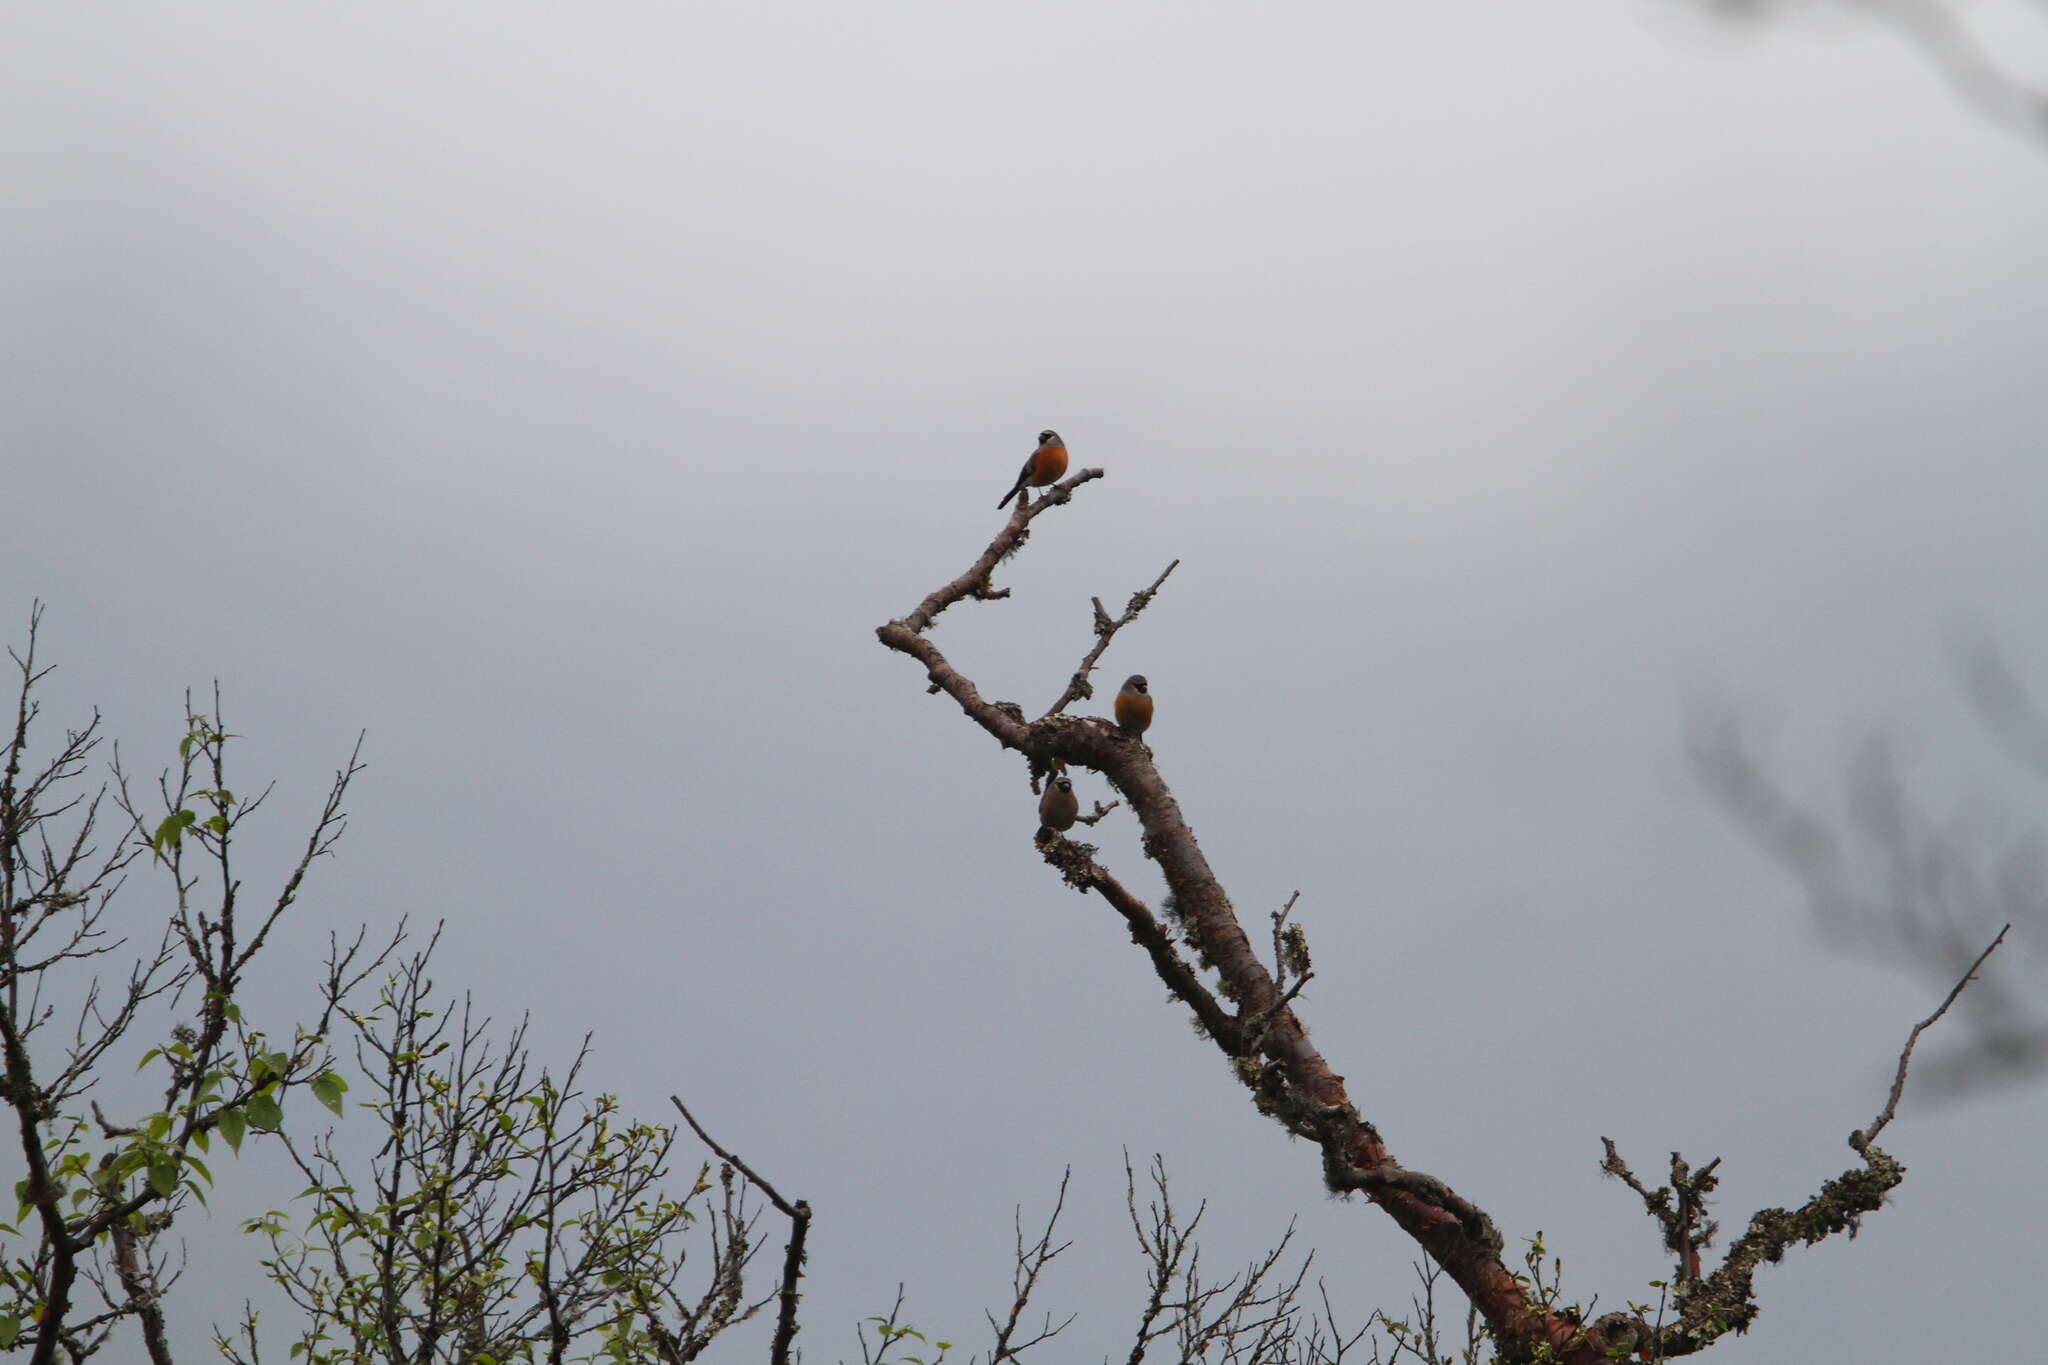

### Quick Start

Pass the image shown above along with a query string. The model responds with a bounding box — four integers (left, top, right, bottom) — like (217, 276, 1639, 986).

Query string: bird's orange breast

(1030, 443, 1069, 486)
(1115, 692, 1153, 733)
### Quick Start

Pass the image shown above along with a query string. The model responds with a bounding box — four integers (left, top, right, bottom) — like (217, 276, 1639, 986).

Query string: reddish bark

(878, 474, 1992, 1363)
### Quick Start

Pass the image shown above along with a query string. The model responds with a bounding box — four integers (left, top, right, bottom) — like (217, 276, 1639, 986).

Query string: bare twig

(1269, 892, 1312, 1002)
(670, 1097, 811, 1365)
(985, 1169, 1076, 1361)
(1074, 799, 1120, 827)
(1689, 703, 2047, 1096)
(1120, 1153, 1321, 1365)
(1853, 923, 2012, 1152)
(1045, 560, 1180, 718)
(1599, 1140, 1721, 1286)
(1640, 924, 2008, 1356)
(669, 1097, 802, 1219)
(893, 467, 1107, 639)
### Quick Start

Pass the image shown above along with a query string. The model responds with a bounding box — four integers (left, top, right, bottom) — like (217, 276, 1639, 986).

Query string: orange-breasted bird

(1114, 675, 1152, 739)
(997, 430, 1069, 509)
(1037, 774, 1079, 839)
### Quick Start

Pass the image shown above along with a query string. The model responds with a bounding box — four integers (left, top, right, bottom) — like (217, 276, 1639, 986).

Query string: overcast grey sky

(6, 3, 2047, 1361)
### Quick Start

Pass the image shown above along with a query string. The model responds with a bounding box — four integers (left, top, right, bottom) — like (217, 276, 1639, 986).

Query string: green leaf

(152, 824, 173, 857)
(157, 806, 195, 847)
(311, 1071, 347, 1116)
(203, 814, 229, 835)
(147, 1163, 179, 1198)
(0, 1314, 19, 1348)
(183, 1153, 213, 1186)
(218, 1107, 248, 1152)
(245, 1092, 284, 1132)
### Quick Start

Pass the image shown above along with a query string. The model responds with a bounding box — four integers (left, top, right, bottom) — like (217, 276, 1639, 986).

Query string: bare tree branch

(670, 1096, 812, 1365)
(984, 1169, 1075, 1362)
(1695, 0, 2048, 145)
(1044, 560, 1179, 719)
(1690, 700, 2048, 1096)
(1853, 923, 2012, 1152)
(877, 488, 1584, 1360)
(1631, 923, 2008, 1356)
(881, 480, 2019, 1363)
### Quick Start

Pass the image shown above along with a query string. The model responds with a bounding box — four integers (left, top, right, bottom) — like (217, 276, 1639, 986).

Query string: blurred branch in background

(1957, 629, 2048, 779)
(1688, 636, 2048, 1102)
(1690, 0, 2048, 143)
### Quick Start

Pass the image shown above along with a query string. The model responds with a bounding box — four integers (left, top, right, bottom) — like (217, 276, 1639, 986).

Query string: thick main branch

(878, 480, 2000, 1363)
(876, 486, 1583, 1361)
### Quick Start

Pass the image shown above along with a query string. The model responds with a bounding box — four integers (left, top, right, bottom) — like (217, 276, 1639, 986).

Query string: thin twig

(1269, 893, 1302, 993)
(669, 1098, 799, 1218)
(891, 468, 1107, 639)
(1852, 923, 2011, 1152)
(1045, 560, 1180, 717)
(986, 1169, 1077, 1361)
(669, 1097, 811, 1365)
(1074, 799, 1120, 827)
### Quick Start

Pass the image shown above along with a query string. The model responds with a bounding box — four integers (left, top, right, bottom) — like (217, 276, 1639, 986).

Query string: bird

(1589, 1313, 1644, 1359)
(1114, 675, 1152, 739)
(1037, 774, 1079, 839)
(996, 430, 1069, 509)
